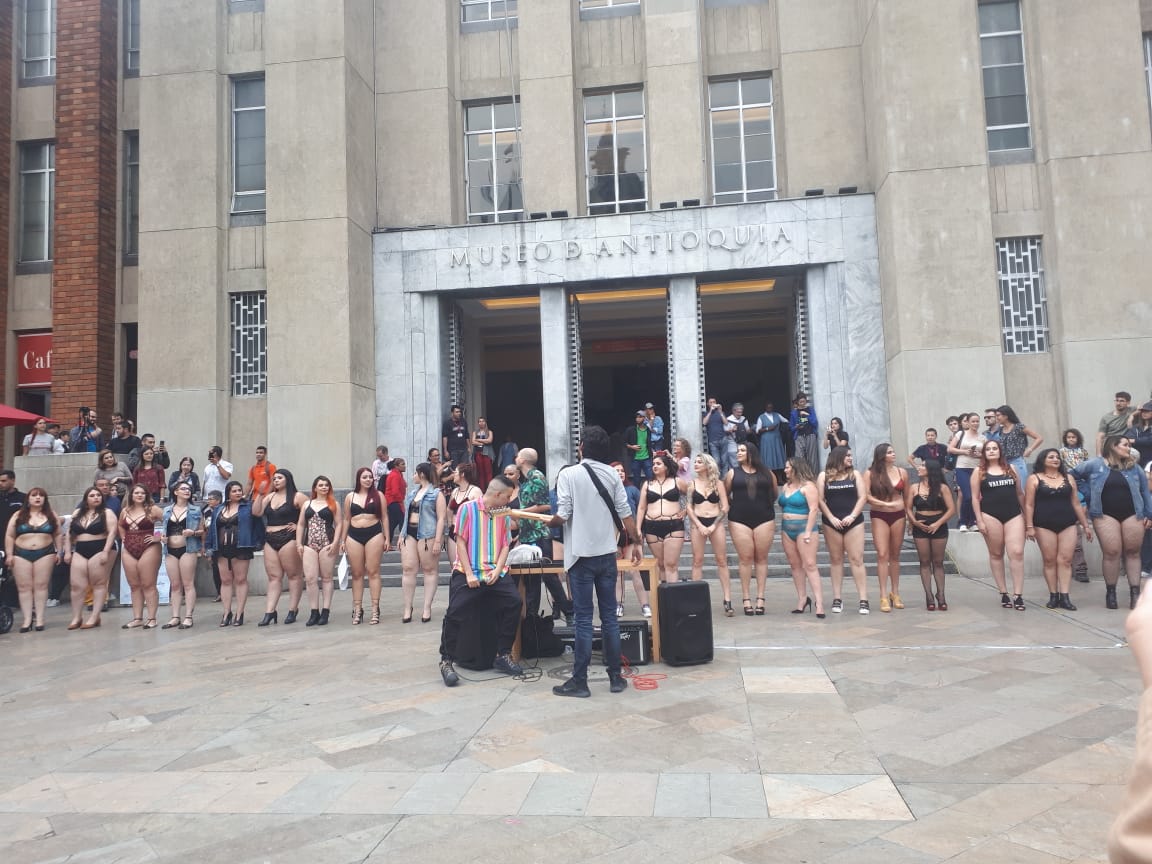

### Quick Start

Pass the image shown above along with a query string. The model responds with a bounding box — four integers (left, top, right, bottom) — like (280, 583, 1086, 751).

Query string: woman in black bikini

(208, 480, 265, 627)
(971, 440, 1027, 610)
(725, 443, 777, 615)
(1025, 448, 1090, 611)
(63, 487, 117, 630)
(343, 466, 391, 625)
(637, 454, 689, 585)
(160, 481, 204, 630)
(818, 446, 869, 614)
(296, 476, 343, 626)
(864, 443, 908, 613)
(4, 488, 61, 632)
(688, 454, 732, 613)
(904, 460, 955, 611)
(253, 469, 308, 625)
(119, 484, 164, 629)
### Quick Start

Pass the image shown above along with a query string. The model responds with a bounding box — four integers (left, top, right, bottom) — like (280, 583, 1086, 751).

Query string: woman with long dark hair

(905, 460, 955, 611)
(1059, 427, 1092, 583)
(818, 446, 869, 614)
(822, 417, 850, 452)
(22, 417, 55, 456)
(1072, 437, 1152, 610)
(206, 480, 265, 626)
(343, 466, 390, 625)
(1026, 448, 1090, 611)
(725, 442, 776, 615)
(132, 447, 167, 503)
(612, 461, 648, 616)
(62, 486, 117, 630)
(995, 404, 1043, 483)
(446, 462, 482, 569)
(253, 469, 307, 625)
(400, 462, 446, 623)
(119, 483, 164, 629)
(166, 457, 200, 501)
(780, 457, 824, 617)
(971, 440, 1026, 610)
(160, 480, 204, 629)
(4, 487, 61, 631)
(471, 417, 495, 490)
(637, 453, 689, 584)
(297, 476, 342, 626)
(864, 442, 908, 612)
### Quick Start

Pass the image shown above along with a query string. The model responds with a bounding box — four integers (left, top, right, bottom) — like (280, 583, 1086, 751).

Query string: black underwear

(266, 531, 295, 551)
(643, 519, 684, 540)
(74, 539, 106, 559)
(347, 523, 383, 545)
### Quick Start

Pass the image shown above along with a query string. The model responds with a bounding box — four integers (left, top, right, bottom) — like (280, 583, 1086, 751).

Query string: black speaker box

(454, 605, 499, 671)
(658, 581, 713, 666)
(619, 619, 650, 666)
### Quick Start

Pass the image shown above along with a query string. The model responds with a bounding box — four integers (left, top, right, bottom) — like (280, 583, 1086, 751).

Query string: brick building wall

(51, 0, 119, 421)
(0, 6, 11, 460)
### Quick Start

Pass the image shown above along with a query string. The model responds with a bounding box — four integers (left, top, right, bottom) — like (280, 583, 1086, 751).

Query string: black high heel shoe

(742, 599, 754, 616)
(284, 609, 298, 624)
(723, 600, 734, 617)
(318, 609, 330, 626)
(755, 597, 766, 615)
(218, 611, 233, 628)
(306, 609, 321, 627)
(791, 597, 812, 614)
(258, 611, 277, 627)
(232, 612, 245, 626)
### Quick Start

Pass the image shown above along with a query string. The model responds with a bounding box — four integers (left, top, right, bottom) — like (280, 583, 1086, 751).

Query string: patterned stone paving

(0, 568, 1137, 863)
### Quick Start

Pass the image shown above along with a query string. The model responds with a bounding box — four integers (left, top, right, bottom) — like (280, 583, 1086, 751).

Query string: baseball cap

(644, 402, 654, 409)
(636, 410, 645, 417)
(1141, 401, 1152, 411)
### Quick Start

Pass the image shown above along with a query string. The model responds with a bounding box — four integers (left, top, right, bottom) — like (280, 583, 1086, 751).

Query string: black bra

(692, 489, 720, 505)
(645, 486, 680, 503)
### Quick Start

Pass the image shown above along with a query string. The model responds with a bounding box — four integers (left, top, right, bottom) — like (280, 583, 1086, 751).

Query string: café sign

(17, 332, 51, 388)
(449, 223, 794, 269)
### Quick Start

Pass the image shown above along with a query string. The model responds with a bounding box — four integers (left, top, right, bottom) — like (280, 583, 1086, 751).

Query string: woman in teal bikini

(4, 487, 62, 632)
(780, 458, 825, 618)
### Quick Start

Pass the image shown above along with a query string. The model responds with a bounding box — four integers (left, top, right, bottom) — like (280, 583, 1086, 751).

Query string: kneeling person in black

(439, 476, 523, 687)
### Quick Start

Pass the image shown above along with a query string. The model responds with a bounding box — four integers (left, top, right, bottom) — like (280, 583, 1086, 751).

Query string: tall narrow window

(230, 292, 268, 396)
(1144, 33, 1151, 126)
(584, 89, 647, 215)
(461, 0, 516, 23)
(978, 1, 1031, 154)
(125, 0, 140, 74)
(19, 142, 55, 263)
(465, 101, 523, 224)
(709, 76, 776, 204)
(124, 133, 140, 258)
(996, 237, 1048, 355)
(231, 77, 266, 214)
(22, 0, 56, 79)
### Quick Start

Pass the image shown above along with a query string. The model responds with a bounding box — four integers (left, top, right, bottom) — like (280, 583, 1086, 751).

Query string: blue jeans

(1009, 457, 1028, 485)
(955, 467, 975, 526)
(707, 439, 727, 473)
(630, 457, 652, 486)
(568, 552, 621, 681)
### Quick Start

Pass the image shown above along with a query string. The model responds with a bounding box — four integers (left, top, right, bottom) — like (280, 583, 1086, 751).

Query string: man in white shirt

(548, 425, 641, 698)
(202, 445, 234, 500)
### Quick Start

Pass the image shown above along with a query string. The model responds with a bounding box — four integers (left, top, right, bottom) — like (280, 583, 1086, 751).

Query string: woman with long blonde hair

(688, 453, 732, 614)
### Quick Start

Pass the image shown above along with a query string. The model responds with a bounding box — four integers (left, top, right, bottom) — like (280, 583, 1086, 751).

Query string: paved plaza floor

(0, 570, 1140, 864)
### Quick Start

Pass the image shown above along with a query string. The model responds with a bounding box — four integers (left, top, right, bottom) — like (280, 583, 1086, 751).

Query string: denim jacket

(1070, 458, 1152, 520)
(162, 503, 204, 553)
(203, 500, 266, 553)
(402, 485, 442, 540)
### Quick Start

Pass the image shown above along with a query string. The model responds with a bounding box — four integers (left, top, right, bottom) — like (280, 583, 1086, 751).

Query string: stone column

(539, 287, 572, 481)
(805, 261, 890, 467)
(0, 8, 10, 460)
(666, 276, 703, 459)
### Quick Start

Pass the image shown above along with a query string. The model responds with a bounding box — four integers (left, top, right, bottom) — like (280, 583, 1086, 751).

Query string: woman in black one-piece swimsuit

(253, 469, 308, 625)
(972, 440, 1027, 610)
(1025, 449, 1091, 611)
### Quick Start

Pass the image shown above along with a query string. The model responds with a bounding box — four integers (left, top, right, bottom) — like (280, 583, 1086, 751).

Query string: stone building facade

(5, 1, 1152, 480)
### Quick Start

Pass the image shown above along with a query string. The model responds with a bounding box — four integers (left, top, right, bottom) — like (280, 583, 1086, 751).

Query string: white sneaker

(46, 599, 59, 608)
(641, 604, 652, 618)
(616, 603, 624, 618)
(958, 525, 969, 533)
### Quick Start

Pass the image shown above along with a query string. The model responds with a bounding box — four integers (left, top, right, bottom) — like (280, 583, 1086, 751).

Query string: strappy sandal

(743, 599, 754, 616)
(180, 616, 194, 629)
(723, 600, 734, 617)
(122, 618, 144, 630)
(370, 606, 381, 625)
(352, 605, 364, 626)
(161, 617, 182, 629)
(755, 597, 766, 615)
(143, 619, 158, 630)
(1013, 594, 1026, 611)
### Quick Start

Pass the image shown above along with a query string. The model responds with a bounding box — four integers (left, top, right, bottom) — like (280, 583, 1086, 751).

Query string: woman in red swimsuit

(864, 443, 908, 613)
(119, 483, 164, 629)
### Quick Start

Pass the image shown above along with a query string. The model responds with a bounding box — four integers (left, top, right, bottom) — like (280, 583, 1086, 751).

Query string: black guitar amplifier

(619, 620, 650, 666)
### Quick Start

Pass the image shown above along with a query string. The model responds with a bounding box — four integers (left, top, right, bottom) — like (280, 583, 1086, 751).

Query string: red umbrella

(0, 404, 53, 428)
